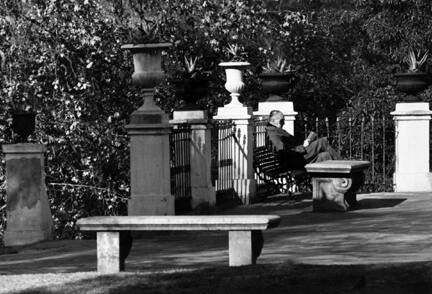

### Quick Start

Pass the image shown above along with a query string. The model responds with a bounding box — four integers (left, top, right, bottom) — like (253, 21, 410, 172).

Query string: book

(306, 131, 318, 142)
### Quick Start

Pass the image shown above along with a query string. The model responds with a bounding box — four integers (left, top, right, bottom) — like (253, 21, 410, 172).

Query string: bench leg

(97, 231, 121, 274)
(228, 230, 263, 266)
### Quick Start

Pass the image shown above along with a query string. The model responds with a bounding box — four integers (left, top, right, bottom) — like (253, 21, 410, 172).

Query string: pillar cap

(254, 101, 297, 117)
(391, 102, 432, 116)
(172, 110, 207, 121)
(214, 105, 253, 120)
(126, 123, 172, 135)
(170, 119, 209, 125)
(2, 143, 46, 154)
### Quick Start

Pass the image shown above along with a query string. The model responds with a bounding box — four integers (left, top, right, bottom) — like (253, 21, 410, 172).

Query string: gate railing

(295, 114, 395, 192)
(170, 123, 192, 202)
(211, 120, 235, 193)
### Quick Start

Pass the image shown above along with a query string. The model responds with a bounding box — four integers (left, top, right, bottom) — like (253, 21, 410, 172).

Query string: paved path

(1, 192, 432, 274)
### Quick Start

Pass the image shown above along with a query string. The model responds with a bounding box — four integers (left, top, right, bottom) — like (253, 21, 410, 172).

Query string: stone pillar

(215, 106, 257, 204)
(2, 144, 53, 246)
(391, 102, 432, 192)
(126, 96, 174, 215)
(253, 101, 297, 135)
(122, 43, 174, 216)
(170, 110, 216, 210)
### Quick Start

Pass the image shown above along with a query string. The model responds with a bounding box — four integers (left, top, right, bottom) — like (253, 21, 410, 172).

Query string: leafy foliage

(0, 0, 138, 239)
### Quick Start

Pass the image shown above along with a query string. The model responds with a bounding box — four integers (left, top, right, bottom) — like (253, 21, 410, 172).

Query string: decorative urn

(259, 71, 297, 101)
(218, 61, 250, 107)
(11, 110, 36, 142)
(121, 43, 171, 114)
(395, 72, 429, 102)
(174, 76, 209, 110)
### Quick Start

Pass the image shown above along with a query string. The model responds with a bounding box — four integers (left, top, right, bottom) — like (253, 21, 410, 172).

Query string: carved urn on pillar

(395, 49, 430, 102)
(11, 110, 36, 142)
(259, 71, 297, 102)
(395, 72, 429, 102)
(173, 76, 209, 110)
(121, 43, 172, 116)
(122, 42, 175, 216)
(218, 61, 250, 108)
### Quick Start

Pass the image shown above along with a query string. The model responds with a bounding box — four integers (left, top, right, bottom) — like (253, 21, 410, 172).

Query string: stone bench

(305, 160, 370, 212)
(76, 215, 280, 273)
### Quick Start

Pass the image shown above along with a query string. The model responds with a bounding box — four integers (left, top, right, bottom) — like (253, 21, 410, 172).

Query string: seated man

(265, 110, 341, 171)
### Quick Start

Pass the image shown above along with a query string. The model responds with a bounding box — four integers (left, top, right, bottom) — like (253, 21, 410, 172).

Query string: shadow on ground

(356, 198, 407, 210)
(10, 261, 432, 294)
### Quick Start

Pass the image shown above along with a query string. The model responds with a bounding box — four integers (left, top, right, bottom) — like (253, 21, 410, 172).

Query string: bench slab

(305, 160, 370, 212)
(77, 215, 281, 273)
(77, 215, 281, 231)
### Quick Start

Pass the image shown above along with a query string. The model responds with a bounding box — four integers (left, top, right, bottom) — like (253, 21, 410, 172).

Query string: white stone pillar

(2, 144, 53, 246)
(171, 110, 216, 210)
(126, 100, 174, 216)
(391, 102, 432, 192)
(253, 101, 297, 135)
(215, 106, 257, 204)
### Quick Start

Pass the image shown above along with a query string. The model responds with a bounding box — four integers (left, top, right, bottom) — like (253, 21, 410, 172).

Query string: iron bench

(76, 215, 280, 273)
(253, 146, 306, 195)
(305, 160, 370, 212)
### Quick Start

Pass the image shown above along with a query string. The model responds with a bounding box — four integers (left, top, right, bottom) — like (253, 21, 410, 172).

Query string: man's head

(268, 110, 284, 128)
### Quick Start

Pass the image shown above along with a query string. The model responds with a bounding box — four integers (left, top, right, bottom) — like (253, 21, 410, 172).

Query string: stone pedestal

(2, 144, 53, 246)
(305, 160, 370, 212)
(253, 101, 297, 135)
(391, 103, 432, 192)
(126, 103, 174, 216)
(171, 110, 216, 210)
(215, 106, 257, 204)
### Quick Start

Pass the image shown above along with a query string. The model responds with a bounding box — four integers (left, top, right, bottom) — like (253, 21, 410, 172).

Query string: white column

(253, 101, 297, 135)
(215, 106, 257, 204)
(391, 102, 432, 192)
(171, 110, 216, 210)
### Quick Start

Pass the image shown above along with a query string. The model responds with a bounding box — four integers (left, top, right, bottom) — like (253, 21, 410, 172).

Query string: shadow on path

(9, 261, 432, 294)
(356, 198, 406, 210)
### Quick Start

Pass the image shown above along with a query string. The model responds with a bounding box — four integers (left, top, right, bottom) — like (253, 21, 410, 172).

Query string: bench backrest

(77, 215, 281, 231)
(253, 146, 286, 176)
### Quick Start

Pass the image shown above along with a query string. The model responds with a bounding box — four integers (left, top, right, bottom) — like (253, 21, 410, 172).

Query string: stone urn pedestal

(214, 61, 256, 204)
(254, 101, 297, 135)
(391, 102, 432, 192)
(122, 43, 174, 216)
(216, 62, 252, 118)
(2, 144, 53, 246)
(254, 72, 297, 134)
(170, 110, 216, 211)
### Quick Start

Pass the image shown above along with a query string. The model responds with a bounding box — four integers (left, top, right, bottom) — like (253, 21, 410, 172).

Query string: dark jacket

(265, 124, 306, 170)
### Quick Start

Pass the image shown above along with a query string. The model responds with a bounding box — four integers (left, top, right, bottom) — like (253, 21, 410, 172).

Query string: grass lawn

(2, 261, 432, 294)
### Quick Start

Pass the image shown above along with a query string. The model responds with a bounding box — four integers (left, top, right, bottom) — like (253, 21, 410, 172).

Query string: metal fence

(295, 114, 395, 192)
(252, 119, 268, 186)
(211, 120, 235, 194)
(170, 123, 192, 205)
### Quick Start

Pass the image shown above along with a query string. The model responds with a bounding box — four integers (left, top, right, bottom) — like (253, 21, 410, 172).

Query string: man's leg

(304, 137, 341, 163)
(315, 151, 332, 162)
(327, 146, 342, 160)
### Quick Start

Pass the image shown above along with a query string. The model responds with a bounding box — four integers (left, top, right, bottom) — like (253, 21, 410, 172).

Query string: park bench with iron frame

(253, 146, 307, 195)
